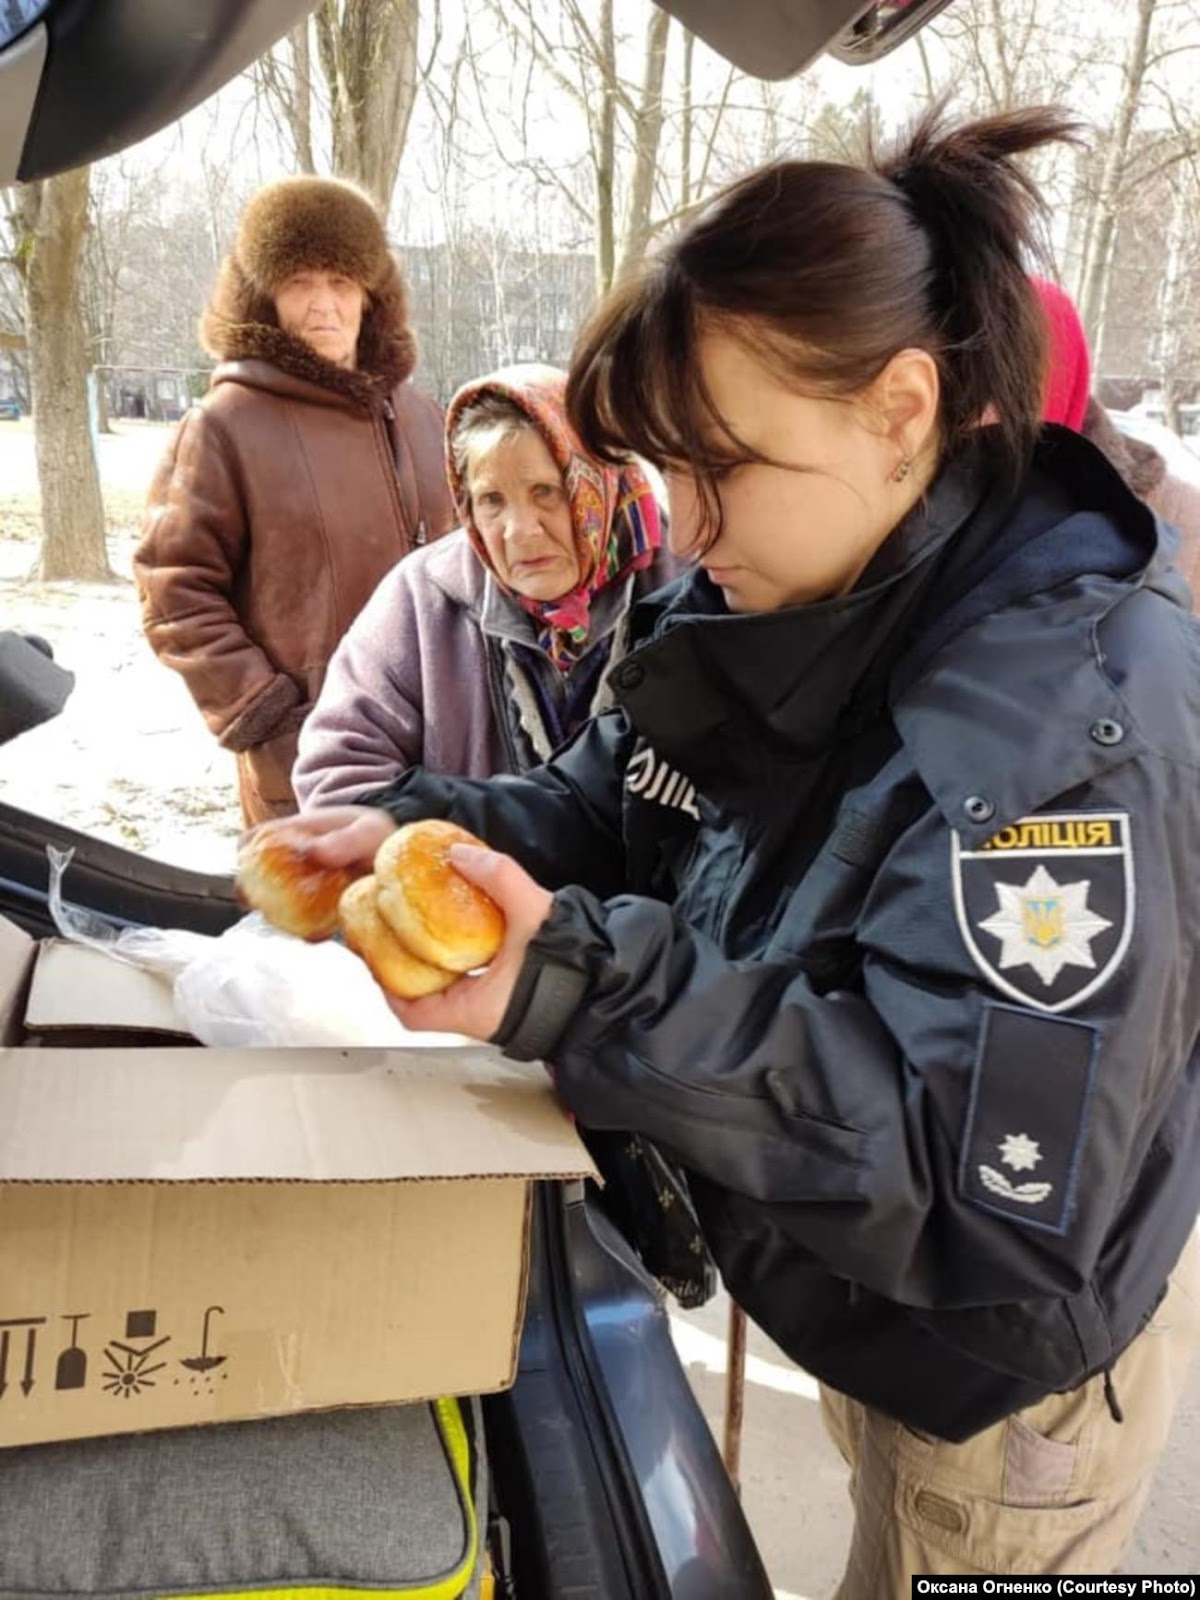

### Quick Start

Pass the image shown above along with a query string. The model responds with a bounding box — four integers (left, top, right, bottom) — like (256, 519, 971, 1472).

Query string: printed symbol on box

(102, 1310, 171, 1400)
(0, 1318, 46, 1398)
(178, 1306, 228, 1393)
(55, 1314, 90, 1391)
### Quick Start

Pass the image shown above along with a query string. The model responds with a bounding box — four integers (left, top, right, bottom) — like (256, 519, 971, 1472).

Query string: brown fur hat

(235, 176, 392, 295)
(199, 176, 417, 396)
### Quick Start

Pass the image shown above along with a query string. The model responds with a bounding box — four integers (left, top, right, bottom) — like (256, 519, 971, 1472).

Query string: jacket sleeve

(494, 790, 1172, 1313)
(363, 709, 635, 898)
(293, 564, 427, 809)
(134, 407, 302, 750)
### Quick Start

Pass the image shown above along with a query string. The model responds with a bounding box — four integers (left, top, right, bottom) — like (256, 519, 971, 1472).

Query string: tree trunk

(593, 0, 616, 295)
(20, 170, 112, 583)
(680, 27, 695, 210)
(1155, 176, 1187, 434)
(315, 0, 419, 212)
(616, 8, 671, 281)
(1077, 0, 1157, 366)
(94, 370, 112, 434)
(289, 20, 316, 173)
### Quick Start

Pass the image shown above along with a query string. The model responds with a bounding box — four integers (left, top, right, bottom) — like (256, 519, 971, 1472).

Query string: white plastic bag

(172, 914, 412, 1047)
(46, 845, 412, 1047)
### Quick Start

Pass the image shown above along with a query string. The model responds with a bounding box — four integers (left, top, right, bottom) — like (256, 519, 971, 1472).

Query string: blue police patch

(952, 810, 1134, 1014)
(959, 1004, 1098, 1234)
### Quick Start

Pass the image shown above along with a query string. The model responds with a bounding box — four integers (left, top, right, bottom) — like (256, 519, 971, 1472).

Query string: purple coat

(293, 529, 680, 807)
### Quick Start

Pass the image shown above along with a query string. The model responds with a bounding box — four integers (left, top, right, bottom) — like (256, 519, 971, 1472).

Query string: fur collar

(1083, 398, 1166, 499)
(199, 250, 418, 404)
(208, 321, 396, 411)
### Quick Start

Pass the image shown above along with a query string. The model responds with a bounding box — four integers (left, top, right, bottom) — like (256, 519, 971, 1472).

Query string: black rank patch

(959, 1004, 1098, 1234)
(952, 810, 1134, 1014)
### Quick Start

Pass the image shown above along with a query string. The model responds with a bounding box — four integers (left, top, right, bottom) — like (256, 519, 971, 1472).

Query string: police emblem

(951, 811, 1133, 1013)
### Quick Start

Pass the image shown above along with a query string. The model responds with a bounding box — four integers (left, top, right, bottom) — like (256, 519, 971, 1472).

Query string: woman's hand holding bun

(374, 820, 506, 972)
(385, 842, 554, 1042)
(336, 821, 506, 999)
(237, 811, 542, 1022)
(236, 829, 358, 941)
(337, 875, 458, 999)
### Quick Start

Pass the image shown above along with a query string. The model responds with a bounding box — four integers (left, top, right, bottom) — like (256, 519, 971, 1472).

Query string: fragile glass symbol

(101, 1336, 170, 1399)
(179, 1306, 226, 1373)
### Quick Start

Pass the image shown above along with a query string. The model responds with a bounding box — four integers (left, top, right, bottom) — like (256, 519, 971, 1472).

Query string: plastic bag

(47, 844, 213, 979)
(172, 915, 413, 1047)
(46, 846, 416, 1048)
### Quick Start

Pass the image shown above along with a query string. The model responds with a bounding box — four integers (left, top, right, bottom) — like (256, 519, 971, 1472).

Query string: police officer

(266, 106, 1200, 1591)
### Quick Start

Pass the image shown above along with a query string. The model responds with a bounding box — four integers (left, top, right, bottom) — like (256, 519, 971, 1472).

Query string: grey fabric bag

(0, 1401, 485, 1598)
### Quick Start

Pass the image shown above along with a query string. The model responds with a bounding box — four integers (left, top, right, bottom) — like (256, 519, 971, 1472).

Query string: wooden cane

(722, 1299, 748, 1494)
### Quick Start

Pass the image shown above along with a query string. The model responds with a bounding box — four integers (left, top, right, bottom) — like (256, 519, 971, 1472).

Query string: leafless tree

(251, 0, 433, 211)
(5, 170, 111, 581)
(918, 0, 1200, 382)
(471, 0, 741, 293)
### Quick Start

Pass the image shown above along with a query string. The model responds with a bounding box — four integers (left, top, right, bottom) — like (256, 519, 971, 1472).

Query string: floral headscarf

(445, 363, 662, 672)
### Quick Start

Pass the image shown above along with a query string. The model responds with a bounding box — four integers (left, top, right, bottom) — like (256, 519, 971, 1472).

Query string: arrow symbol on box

(20, 1328, 36, 1396)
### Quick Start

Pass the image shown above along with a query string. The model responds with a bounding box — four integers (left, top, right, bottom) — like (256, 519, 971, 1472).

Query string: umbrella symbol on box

(179, 1306, 226, 1374)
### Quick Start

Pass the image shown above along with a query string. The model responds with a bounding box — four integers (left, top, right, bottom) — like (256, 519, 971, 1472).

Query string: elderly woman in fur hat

(135, 176, 455, 827)
(293, 363, 680, 805)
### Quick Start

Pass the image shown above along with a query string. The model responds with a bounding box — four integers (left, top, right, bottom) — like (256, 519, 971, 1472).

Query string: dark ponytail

(567, 103, 1081, 489)
(874, 105, 1080, 476)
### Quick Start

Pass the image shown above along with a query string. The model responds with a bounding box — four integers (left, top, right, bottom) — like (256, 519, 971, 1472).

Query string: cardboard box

(0, 920, 595, 1449)
(24, 938, 193, 1044)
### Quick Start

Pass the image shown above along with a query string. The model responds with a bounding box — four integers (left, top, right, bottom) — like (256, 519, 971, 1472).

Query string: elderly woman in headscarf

(135, 176, 455, 827)
(293, 363, 678, 804)
(294, 363, 706, 1308)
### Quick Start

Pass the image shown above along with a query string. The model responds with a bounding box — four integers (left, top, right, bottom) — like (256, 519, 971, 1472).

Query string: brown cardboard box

(0, 919, 595, 1449)
(23, 938, 193, 1044)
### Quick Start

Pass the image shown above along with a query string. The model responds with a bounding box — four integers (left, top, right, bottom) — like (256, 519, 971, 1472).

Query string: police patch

(951, 811, 1134, 1014)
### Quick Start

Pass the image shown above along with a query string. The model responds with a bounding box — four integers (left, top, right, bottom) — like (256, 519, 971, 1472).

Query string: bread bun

(337, 876, 457, 1000)
(374, 820, 505, 973)
(237, 831, 356, 942)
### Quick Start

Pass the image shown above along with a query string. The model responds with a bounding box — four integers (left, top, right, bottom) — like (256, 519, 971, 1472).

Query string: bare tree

(922, 0, 1200, 373)
(473, 0, 740, 294)
(251, 21, 318, 174)
(617, 6, 671, 277)
(7, 170, 111, 582)
(1072, 0, 1200, 364)
(252, 1, 427, 211)
(314, 0, 422, 207)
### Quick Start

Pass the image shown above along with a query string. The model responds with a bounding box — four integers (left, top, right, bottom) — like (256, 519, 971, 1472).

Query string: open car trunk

(0, 814, 771, 1599)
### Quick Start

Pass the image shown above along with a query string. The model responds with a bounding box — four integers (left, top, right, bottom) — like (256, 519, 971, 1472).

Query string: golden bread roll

(237, 830, 357, 942)
(337, 876, 457, 1000)
(374, 820, 506, 974)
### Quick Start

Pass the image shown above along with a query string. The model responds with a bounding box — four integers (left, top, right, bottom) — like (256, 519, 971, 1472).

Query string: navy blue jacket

(369, 428, 1200, 1440)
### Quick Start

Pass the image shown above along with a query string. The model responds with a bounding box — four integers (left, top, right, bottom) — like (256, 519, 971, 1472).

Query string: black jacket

(368, 429, 1200, 1440)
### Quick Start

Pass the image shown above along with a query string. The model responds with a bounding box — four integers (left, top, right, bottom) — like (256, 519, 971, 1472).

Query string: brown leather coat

(1084, 400, 1200, 611)
(135, 327, 454, 824)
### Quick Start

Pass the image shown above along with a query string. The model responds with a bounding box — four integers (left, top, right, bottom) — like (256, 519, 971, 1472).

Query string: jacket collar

(613, 449, 991, 778)
(614, 428, 1174, 822)
(420, 532, 644, 649)
(210, 323, 394, 412)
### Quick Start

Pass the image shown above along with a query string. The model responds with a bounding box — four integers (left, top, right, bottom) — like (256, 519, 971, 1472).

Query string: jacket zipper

(379, 399, 426, 549)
